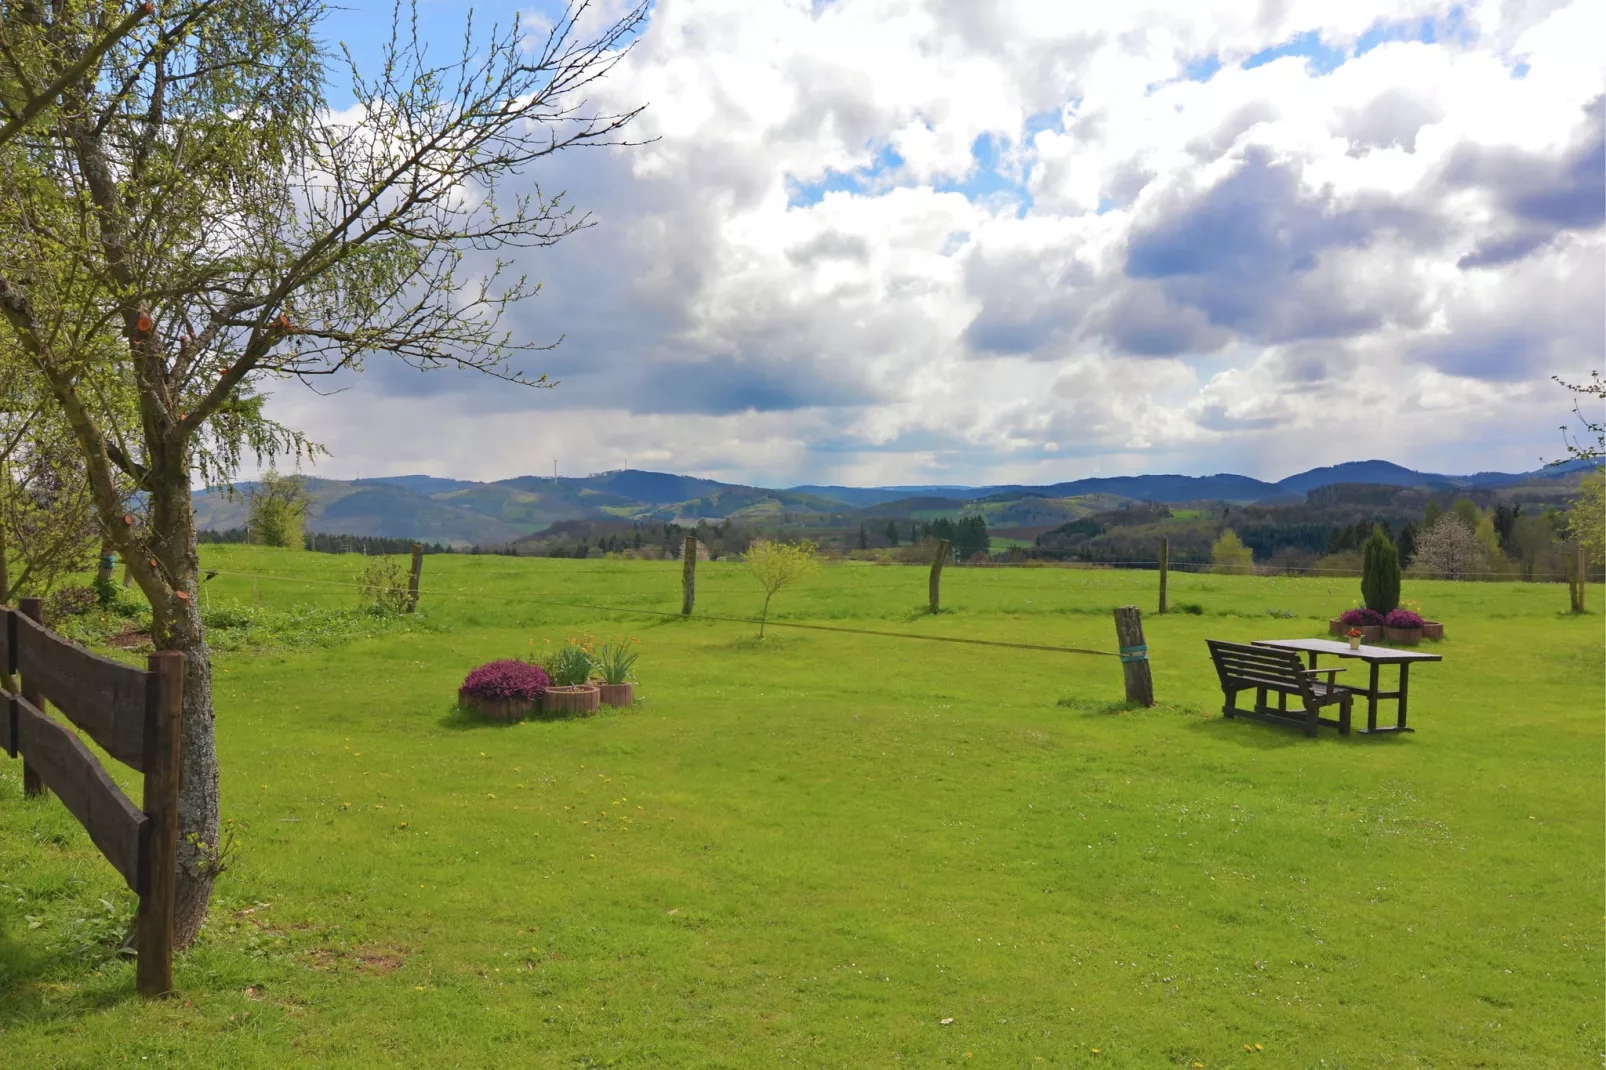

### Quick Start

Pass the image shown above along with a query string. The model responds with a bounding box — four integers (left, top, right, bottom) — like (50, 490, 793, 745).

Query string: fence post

(1158, 537, 1169, 614)
(929, 539, 950, 614)
(682, 535, 697, 616)
(19, 597, 45, 799)
(1113, 605, 1154, 707)
(406, 543, 423, 613)
(1572, 545, 1588, 613)
(136, 651, 184, 998)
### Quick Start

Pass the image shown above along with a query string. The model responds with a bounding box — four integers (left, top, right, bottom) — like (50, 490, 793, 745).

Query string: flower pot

(1383, 626, 1422, 646)
(458, 689, 535, 722)
(1347, 636, 1362, 650)
(598, 682, 634, 707)
(543, 684, 601, 716)
(1421, 621, 1444, 641)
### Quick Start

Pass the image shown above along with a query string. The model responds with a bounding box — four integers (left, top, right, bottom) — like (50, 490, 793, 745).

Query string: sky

(270, 0, 1605, 488)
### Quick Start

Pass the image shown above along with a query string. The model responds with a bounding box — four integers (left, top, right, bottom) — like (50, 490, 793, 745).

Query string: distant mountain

(193, 460, 1589, 544)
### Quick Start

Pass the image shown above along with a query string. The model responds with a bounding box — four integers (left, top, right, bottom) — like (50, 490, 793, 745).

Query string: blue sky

(273, 0, 1604, 487)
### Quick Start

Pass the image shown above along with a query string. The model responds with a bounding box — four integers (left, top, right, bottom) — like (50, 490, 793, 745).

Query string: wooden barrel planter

(1330, 619, 1382, 641)
(1383, 626, 1422, 646)
(1422, 621, 1444, 641)
(542, 685, 601, 716)
(458, 689, 536, 723)
(598, 682, 634, 707)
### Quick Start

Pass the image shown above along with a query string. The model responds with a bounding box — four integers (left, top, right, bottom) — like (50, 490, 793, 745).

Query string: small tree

(1210, 529, 1253, 574)
(1360, 525, 1401, 613)
(247, 468, 309, 549)
(1568, 469, 1604, 569)
(1410, 515, 1483, 579)
(744, 539, 818, 638)
(885, 520, 899, 547)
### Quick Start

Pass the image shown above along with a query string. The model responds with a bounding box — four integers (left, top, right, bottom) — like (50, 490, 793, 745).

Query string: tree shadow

(0, 935, 135, 1029)
(436, 702, 577, 731)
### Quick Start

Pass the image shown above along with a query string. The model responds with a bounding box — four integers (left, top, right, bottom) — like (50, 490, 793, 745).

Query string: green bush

(355, 557, 411, 616)
(1361, 525, 1401, 614)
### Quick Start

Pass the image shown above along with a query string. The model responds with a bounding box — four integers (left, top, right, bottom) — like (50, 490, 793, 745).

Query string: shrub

(744, 539, 819, 637)
(1383, 609, 1426, 630)
(460, 660, 550, 701)
(1361, 526, 1401, 613)
(1339, 607, 1385, 627)
(355, 556, 411, 615)
(43, 585, 97, 625)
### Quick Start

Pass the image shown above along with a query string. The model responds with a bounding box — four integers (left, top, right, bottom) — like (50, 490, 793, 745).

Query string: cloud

(277, 0, 1606, 487)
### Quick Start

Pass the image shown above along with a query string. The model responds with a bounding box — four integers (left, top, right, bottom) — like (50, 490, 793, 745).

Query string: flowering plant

(594, 637, 641, 685)
(1339, 607, 1384, 627)
(460, 660, 549, 701)
(1383, 609, 1426, 629)
(549, 639, 595, 687)
(1345, 627, 1362, 638)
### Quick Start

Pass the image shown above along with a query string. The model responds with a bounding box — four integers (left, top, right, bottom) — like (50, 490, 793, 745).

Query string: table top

(1252, 637, 1444, 664)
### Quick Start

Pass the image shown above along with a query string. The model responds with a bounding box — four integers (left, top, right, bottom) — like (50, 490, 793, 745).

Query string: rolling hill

(193, 459, 1589, 545)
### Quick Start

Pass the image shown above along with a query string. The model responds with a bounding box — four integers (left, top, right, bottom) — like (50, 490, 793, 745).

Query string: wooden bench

(1206, 640, 1353, 737)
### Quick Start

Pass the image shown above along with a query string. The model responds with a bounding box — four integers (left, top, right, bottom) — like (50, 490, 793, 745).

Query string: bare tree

(1408, 515, 1484, 580)
(0, 0, 646, 944)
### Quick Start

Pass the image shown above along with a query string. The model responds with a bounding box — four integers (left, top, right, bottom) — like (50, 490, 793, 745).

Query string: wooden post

(136, 651, 184, 998)
(929, 539, 950, 614)
(406, 543, 423, 613)
(681, 535, 697, 616)
(19, 597, 45, 798)
(1571, 545, 1588, 613)
(1113, 605, 1154, 707)
(1158, 537, 1169, 614)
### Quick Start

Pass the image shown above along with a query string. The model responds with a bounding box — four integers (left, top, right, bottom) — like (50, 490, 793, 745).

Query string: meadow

(1, 547, 1601, 1068)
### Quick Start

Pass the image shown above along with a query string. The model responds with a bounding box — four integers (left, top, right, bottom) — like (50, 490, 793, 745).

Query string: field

(1, 548, 1602, 1067)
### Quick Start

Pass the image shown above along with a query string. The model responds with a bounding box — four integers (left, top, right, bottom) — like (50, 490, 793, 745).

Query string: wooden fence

(1, 597, 184, 997)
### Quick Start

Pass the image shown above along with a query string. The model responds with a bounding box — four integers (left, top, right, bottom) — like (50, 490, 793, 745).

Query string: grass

(1, 546, 1602, 1067)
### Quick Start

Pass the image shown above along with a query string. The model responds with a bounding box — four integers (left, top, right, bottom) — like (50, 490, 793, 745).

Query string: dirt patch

(302, 942, 409, 974)
(106, 624, 151, 651)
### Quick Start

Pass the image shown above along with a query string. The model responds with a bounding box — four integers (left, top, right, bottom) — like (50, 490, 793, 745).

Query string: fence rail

(1, 598, 183, 997)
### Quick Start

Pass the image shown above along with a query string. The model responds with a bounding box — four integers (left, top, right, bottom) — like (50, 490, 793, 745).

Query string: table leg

(1397, 663, 1410, 730)
(1308, 652, 1318, 670)
(1367, 662, 1379, 733)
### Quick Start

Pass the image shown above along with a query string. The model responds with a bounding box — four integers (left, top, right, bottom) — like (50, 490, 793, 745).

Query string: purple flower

(1339, 608, 1384, 627)
(1383, 609, 1426, 629)
(460, 659, 550, 700)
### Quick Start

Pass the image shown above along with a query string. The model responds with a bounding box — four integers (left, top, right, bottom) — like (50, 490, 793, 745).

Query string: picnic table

(1251, 638, 1442, 735)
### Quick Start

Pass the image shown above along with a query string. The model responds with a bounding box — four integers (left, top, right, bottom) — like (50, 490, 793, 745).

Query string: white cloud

(281, 0, 1605, 486)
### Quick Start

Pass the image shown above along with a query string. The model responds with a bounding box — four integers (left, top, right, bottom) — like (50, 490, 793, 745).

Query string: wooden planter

(1383, 626, 1422, 646)
(458, 689, 537, 722)
(542, 685, 601, 716)
(1422, 621, 1444, 641)
(598, 682, 634, 707)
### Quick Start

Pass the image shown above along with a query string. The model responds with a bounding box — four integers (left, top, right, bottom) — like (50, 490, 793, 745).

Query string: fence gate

(1, 598, 184, 997)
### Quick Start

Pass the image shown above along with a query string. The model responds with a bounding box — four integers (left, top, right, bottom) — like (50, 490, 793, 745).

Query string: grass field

(1, 547, 1602, 1067)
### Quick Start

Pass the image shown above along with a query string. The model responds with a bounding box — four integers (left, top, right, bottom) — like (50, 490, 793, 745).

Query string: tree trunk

(760, 592, 772, 638)
(145, 461, 219, 949)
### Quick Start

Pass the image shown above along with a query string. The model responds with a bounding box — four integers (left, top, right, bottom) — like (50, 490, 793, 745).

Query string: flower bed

(458, 659, 549, 722)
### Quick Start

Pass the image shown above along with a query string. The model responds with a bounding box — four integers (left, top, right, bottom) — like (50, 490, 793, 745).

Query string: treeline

(198, 529, 448, 555)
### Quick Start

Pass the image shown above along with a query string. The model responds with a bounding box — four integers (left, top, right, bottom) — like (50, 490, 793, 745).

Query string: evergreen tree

(885, 521, 899, 547)
(858, 523, 868, 550)
(1360, 525, 1401, 613)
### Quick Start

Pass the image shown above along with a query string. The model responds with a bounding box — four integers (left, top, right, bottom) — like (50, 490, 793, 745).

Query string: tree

(885, 520, 899, 547)
(1397, 521, 1418, 568)
(1423, 501, 1442, 530)
(246, 468, 309, 549)
(1568, 469, 1604, 569)
(0, 2, 153, 150)
(1553, 370, 1604, 464)
(1452, 497, 1481, 533)
(1210, 529, 1253, 574)
(0, 0, 646, 945)
(1360, 525, 1401, 613)
(1410, 515, 1483, 579)
(857, 523, 868, 550)
(953, 514, 989, 559)
(744, 539, 818, 638)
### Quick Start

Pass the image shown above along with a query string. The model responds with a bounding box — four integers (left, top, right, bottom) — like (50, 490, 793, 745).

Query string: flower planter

(1383, 626, 1422, 646)
(1331, 618, 1382, 641)
(542, 684, 601, 716)
(1421, 621, 1444, 641)
(1347, 636, 1362, 650)
(1328, 618, 1345, 636)
(458, 689, 536, 722)
(598, 682, 634, 707)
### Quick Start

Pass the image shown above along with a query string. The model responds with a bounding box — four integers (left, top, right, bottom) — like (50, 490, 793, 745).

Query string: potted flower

(1333, 607, 1384, 642)
(1345, 627, 1363, 651)
(458, 660, 549, 722)
(1382, 609, 1425, 645)
(542, 638, 601, 716)
(594, 637, 640, 707)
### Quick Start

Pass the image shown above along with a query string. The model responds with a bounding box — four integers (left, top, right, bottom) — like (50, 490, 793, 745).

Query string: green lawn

(2, 548, 1602, 1067)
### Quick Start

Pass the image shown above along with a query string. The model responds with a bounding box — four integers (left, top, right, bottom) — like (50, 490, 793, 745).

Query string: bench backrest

(1206, 640, 1317, 700)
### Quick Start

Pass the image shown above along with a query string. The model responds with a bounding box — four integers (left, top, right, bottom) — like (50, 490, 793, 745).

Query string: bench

(1206, 640, 1353, 737)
